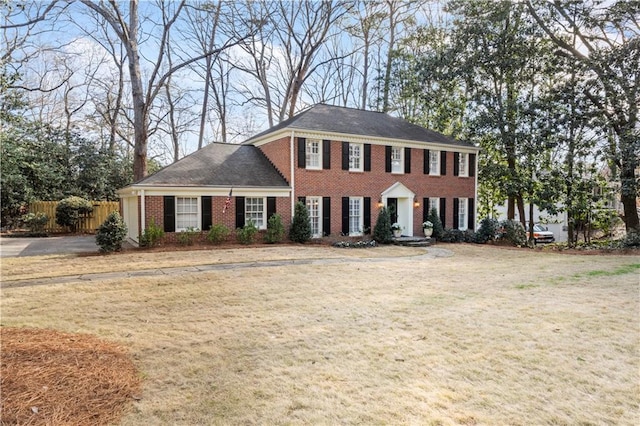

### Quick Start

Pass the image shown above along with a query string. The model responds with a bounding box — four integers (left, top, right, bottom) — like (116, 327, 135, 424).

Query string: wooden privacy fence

(29, 201, 120, 233)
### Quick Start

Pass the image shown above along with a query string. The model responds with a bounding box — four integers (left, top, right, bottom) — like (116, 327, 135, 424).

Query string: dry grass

(1, 244, 638, 425)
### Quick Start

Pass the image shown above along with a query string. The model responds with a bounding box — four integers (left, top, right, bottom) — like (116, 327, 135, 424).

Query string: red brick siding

(292, 141, 476, 235)
(258, 137, 292, 183)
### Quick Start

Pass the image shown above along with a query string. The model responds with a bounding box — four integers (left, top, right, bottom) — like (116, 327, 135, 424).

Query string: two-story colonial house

(118, 104, 479, 244)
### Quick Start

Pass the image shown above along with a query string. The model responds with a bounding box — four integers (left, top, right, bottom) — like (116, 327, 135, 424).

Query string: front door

(387, 198, 398, 224)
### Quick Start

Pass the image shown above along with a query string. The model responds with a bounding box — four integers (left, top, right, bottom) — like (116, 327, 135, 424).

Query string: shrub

(265, 213, 285, 244)
(207, 223, 230, 244)
(290, 201, 311, 243)
(499, 219, 527, 246)
(177, 227, 199, 246)
(439, 228, 464, 243)
(139, 218, 164, 247)
(427, 208, 444, 239)
(373, 207, 393, 244)
(236, 221, 258, 244)
(55, 196, 93, 232)
(622, 229, 640, 248)
(21, 212, 49, 233)
(475, 217, 500, 244)
(95, 212, 127, 253)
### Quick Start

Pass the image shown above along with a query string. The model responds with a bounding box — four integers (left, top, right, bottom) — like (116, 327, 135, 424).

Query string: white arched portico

(381, 182, 415, 237)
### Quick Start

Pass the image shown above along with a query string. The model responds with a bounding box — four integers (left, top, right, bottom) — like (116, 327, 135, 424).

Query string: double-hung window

(429, 197, 440, 216)
(349, 197, 363, 236)
(306, 197, 322, 238)
(176, 197, 199, 231)
(458, 153, 468, 177)
(306, 139, 321, 169)
(391, 146, 403, 174)
(245, 197, 265, 229)
(458, 198, 468, 230)
(349, 143, 363, 172)
(429, 150, 440, 175)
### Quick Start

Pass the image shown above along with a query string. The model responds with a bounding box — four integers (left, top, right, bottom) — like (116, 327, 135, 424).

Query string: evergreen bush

(55, 196, 93, 232)
(427, 208, 444, 239)
(236, 221, 258, 244)
(95, 211, 127, 252)
(500, 219, 527, 246)
(289, 201, 311, 243)
(373, 207, 393, 244)
(21, 212, 49, 233)
(207, 223, 230, 244)
(265, 213, 285, 243)
(475, 217, 499, 244)
(139, 218, 164, 247)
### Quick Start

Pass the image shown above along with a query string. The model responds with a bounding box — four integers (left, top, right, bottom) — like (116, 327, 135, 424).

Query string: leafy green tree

(290, 201, 311, 243)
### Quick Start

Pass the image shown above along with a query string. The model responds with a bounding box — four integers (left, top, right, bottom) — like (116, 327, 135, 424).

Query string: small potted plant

(391, 222, 402, 238)
(422, 220, 433, 237)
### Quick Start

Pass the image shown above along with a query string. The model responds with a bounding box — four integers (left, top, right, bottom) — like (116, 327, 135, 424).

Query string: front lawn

(1, 244, 638, 424)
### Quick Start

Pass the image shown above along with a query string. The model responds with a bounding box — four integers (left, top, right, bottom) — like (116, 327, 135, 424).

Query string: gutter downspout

(474, 151, 478, 231)
(290, 130, 295, 218)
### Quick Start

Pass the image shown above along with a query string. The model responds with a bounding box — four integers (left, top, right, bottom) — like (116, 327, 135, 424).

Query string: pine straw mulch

(1, 327, 141, 425)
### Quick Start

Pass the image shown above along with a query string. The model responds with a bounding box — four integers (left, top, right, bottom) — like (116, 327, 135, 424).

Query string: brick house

(118, 104, 479, 244)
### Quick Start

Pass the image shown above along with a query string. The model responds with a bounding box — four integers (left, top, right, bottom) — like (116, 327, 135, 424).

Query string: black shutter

(322, 139, 331, 169)
(424, 149, 430, 174)
(342, 142, 349, 170)
(202, 196, 212, 231)
(385, 146, 392, 173)
(322, 197, 331, 236)
(453, 198, 459, 229)
(163, 196, 175, 232)
(235, 197, 245, 229)
(297, 196, 306, 205)
(341, 197, 349, 235)
(423, 198, 430, 222)
(298, 138, 306, 168)
(439, 198, 446, 228)
(364, 197, 371, 234)
(469, 153, 476, 177)
(468, 198, 475, 230)
(404, 147, 411, 174)
(440, 151, 447, 176)
(267, 196, 276, 220)
(364, 144, 371, 171)
(453, 152, 459, 176)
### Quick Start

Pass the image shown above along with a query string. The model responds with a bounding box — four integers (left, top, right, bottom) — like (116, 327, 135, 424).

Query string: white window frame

(306, 139, 321, 170)
(429, 150, 440, 176)
(245, 197, 266, 230)
(458, 198, 468, 231)
(176, 197, 199, 231)
(429, 197, 440, 216)
(349, 143, 363, 172)
(306, 196, 322, 238)
(391, 146, 403, 174)
(458, 152, 468, 177)
(349, 197, 363, 236)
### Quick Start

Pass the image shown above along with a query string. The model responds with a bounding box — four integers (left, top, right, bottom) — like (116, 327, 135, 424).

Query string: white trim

(305, 138, 322, 170)
(140, 189, 146, 235)
(118, 186, 290, 198)
(306, 196, 323, 238)
(348, 196, 364, 236)
(458, 152, 469, 177)
(429, 150, 440, 176)
(175, 196, 200, 232)
(391, 146, 404, 174)
(290, 130, 296, 219)
(245, 196, 267, 230)
(348, 142, 364, 172)
(458, 198, 469, 231)
(247, 128, 479, 154)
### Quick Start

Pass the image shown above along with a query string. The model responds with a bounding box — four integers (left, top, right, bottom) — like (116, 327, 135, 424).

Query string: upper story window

(429, 150, 440, 175)
(306, 139, 321, 169)
(458, 153, 468, 177)
(245, 197, 266, 229)
(391, 146, 403, 174)
(349, 143, 363, 172)
(176, 197, 199, 231)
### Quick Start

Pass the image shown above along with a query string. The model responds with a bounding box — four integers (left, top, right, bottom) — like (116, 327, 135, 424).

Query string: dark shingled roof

(134, 143, 288, 187)
(245, 104, 473, 147)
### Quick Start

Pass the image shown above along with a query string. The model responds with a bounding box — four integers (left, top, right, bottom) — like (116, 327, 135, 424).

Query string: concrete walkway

(1, 247, 454, 289)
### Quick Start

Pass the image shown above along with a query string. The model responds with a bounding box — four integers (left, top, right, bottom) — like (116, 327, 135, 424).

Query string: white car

(526, 224, 555, 244)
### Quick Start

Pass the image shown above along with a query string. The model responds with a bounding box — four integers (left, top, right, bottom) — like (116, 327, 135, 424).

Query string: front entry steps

(392, 236, 433, 247)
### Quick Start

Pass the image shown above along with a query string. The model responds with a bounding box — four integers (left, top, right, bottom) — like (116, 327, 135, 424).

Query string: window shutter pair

(341, 197, 370, 234)
(452, 198, 475, 230)
(298, 137, 331, 169)
(235, 196, 276, 229)
(163, 195, 213, 232)
(385, 147, 412, 173)
(342, 143, 371, 171)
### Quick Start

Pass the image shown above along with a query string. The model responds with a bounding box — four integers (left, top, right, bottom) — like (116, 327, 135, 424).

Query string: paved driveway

(0, 236, 100, 258)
